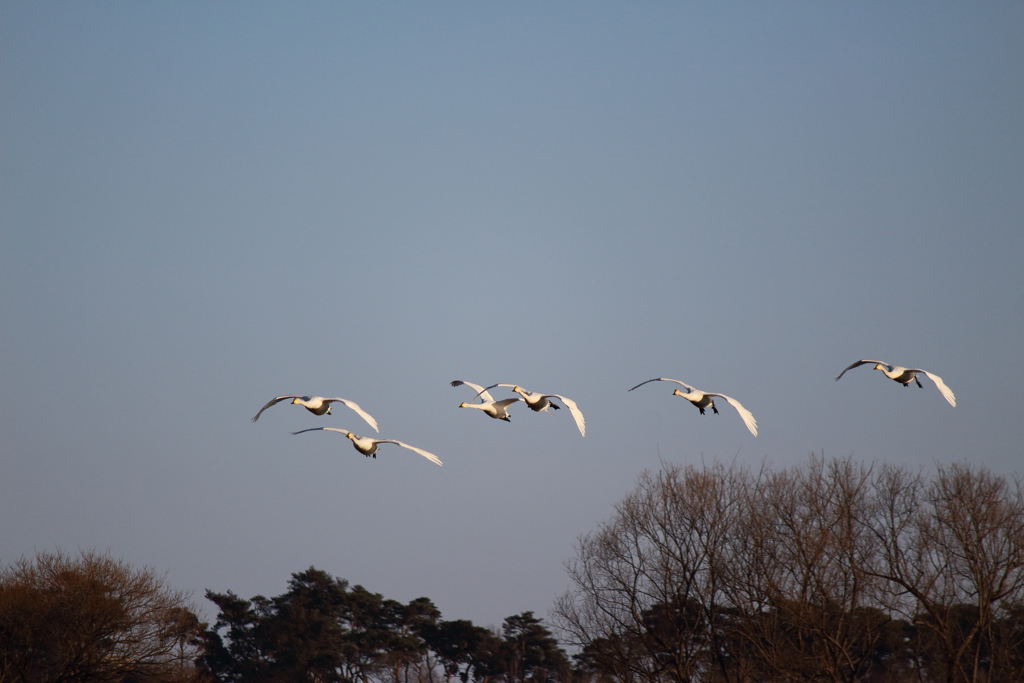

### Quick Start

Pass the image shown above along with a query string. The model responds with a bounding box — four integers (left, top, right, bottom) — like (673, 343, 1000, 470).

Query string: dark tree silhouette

(422, 619, 497, 683)
(200, 569, 572, 683)
(202, 568, 351, 682)
(495, 612, 570, 683)
(0, 549, 203, 683)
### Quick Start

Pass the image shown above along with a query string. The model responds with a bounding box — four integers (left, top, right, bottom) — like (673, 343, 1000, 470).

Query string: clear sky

(2, 2, 1022, 631)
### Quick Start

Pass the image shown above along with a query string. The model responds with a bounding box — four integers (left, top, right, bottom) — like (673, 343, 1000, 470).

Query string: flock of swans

(251, 359, 956, 467)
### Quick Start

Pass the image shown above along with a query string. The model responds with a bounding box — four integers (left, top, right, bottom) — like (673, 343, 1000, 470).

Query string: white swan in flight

(252, 395, 379, 432)
(451, 380, 522, 422)
(292, 427, 442, 466)
(629, 378, 758, 436)
(835, 360, 956, 407)
(468, 383, 586, 436)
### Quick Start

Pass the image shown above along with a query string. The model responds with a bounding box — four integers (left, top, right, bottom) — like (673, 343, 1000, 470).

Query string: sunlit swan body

(291, 427, 442, 466)
(835, 360, 956, 407)
(451, 380, 522, 422)
(252, 395, 379, 432)
(629, 378, 758, 436)
(470, 383, 586, 436)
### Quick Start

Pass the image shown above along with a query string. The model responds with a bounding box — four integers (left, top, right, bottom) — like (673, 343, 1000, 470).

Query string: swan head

(346, 432, 358, 442)
(291, 398, 300, 404)
(672, 389, 684, 396)
(512, 386, 523, 394)
(459, 402, 469, 408)
(873, 364, 884, 371)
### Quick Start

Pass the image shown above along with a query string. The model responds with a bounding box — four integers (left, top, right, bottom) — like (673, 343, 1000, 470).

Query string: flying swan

(291, 427, 442, 466)
(451, 380, 522, 422)
(252, 395, 379, 432)
(835, 360, 956, 407)
(629, 378, 758, 436)
(468, 383, 586, 437)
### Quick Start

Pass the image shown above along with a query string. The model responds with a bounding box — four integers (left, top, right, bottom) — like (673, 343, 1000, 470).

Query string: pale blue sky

(2, 2, 1022, 629)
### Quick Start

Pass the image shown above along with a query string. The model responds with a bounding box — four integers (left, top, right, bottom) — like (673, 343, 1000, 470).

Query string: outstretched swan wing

(835, 360, 889, 381)
(494, 398, 523, 409)
(378, 440, 443, 466)
(913, 370, 956, 407)
(707, 393, 758, 437)
(252, 395, 301, 422)
(471, 383, 516, 403)
(451, 380, 495, 404)
(291, 426, 353, 437)
(628, 378, 697, 393)
(548, 394, 586, 437)
(324, 398, 379, 432)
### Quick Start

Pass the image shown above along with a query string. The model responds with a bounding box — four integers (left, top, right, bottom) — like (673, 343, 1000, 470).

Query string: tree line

(554, 455, 1024, 683)
(4, 455, 1024, 683)
(0, 551, 570, 683)
(200, 568, 569, 683)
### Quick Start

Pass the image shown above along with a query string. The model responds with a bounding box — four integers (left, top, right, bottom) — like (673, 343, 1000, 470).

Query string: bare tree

(865, 462, 1024, 683)
(553, 462, 748, 683)
(556, 457, 1024, 683)
(725, 455, 892, 683)
(0, 549, 203, 683)
(926, 464, 1024, 683)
